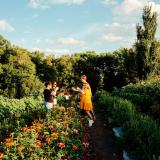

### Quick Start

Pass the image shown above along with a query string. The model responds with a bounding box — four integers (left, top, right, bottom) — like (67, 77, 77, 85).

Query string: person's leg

(90, 110, 96, 121)
(85, 110, 93, 120)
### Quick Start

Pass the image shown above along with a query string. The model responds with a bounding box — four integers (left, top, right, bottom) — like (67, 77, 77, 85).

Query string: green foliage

(112, 89, 153, 112)
(0, 95, 45, 141)
(123, 115, 160, 160)
(135, 5, 158, 79)
(116, 79, 160, 103)
(95, 92, 160, 160)
(0, 46, 43, 98)
(112, 79, 160, 121)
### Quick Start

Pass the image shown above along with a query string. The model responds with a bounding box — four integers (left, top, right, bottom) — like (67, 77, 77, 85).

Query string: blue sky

(0, 0, 160, 55)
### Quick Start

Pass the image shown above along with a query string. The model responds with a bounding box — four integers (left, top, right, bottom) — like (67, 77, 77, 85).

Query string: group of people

(43, 75, 96, 127)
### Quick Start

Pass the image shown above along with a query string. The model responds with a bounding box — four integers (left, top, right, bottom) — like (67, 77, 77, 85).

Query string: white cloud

(148, 1, 160, 14)
(29, 37, 86, 55)
(71, 22, 136, 48)
(29, 0, 86, 8)
(103, 0, 160, 23)
(54, 37, 85, 46)
(0, 20, 15, 32)
(31, 47, 70, 55)
(111, 0, 160, 39)
(103, 22, 135, 38)
(102, 33, 123, 42)
(101, 0, 118, 6)
(113, 0, 145, 16)
(97, 22, 136, 45)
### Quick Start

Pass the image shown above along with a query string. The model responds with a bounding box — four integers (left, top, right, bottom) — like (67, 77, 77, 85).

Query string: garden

(0, 94, 90, 160)
(0, 4, 160, 160)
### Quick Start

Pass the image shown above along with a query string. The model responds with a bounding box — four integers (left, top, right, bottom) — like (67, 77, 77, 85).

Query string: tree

(135, 6, 158, 79)
(0, 47, 43, 98)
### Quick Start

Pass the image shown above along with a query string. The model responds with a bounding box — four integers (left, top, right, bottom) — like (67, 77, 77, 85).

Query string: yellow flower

(51, 133, 58, 140)
(61, 131, 68, 136)
(44, 132, 49, 135)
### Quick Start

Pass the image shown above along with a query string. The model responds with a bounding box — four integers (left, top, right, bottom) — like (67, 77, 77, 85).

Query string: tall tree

(0, 47, 43, 98)
(135, 6, 158, 79)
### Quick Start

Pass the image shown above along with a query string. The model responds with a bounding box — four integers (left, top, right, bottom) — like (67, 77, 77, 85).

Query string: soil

(89, 110, 123, 160)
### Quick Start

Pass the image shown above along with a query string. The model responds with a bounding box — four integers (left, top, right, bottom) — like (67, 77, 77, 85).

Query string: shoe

(89, 120, 94, 127)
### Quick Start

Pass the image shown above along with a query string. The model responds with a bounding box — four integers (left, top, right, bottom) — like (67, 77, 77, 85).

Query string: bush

(95, 92, 160, 160)
(112, 89, 153, 112)
(123, 115, 160, 160)
(0, 95, 45, 141)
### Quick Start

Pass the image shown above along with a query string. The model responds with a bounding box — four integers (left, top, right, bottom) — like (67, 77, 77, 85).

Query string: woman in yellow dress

(72, 75, 95, 125)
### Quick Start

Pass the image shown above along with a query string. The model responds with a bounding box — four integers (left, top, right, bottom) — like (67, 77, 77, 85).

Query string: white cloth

(45, 102, 53, 110)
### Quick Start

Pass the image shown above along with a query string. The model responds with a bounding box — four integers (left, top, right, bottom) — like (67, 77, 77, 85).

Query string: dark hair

(52, 81, 57, 88)
(45, 82, 51, 87)
(81, 75, 87, 81)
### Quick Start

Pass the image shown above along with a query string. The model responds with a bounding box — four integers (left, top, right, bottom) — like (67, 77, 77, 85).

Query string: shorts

(45, 102, 53, 110)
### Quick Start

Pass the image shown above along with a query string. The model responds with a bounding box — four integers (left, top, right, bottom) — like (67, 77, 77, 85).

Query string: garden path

(89, 109, 123, 160)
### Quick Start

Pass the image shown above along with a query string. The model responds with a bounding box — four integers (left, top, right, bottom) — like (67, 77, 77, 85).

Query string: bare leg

(90, 110, 96, 121)
(85, 111, 93, 120)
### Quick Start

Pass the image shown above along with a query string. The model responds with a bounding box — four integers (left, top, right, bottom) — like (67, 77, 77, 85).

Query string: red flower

(4, 138, 10, 143)
(72, 145, 79, 150)
(57, 142, 65, 149)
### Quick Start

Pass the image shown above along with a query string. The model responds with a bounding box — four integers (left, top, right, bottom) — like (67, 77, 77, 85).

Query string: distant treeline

(0, 6, 160, 98)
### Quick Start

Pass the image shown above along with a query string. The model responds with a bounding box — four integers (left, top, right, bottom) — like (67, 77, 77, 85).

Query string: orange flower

(6, 141, 14, 148)
(57, 142, 65, 149)
(45, 137, 52, 144)
(36, 127, 42, 133)
(72, 145, 79, 150)
(19, 134, 25, 138)
(0, 152, 3, 159)
(17, 145, 24, 152)
(20, 127, 28, 131)
(32, 130, 37, 135)
(36, 140, 42, 148)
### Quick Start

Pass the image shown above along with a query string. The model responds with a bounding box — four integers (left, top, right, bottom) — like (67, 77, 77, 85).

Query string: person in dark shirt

(44, 82, 56, 111)
(51, 81, 59, 107)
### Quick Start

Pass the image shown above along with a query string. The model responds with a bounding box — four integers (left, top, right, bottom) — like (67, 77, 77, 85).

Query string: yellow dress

(80, 82, 93, 111)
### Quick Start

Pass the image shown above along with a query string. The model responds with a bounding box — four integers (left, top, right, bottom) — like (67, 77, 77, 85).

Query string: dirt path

(89, 110, 123, 160)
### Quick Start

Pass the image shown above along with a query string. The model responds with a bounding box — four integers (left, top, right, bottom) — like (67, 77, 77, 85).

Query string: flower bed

(0, 96, 45, 141)
(0, 106, 85, 160)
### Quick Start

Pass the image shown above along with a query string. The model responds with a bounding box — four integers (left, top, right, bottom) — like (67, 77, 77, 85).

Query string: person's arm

(72, 87, 85, 94)
(77, 87, 85, 94)
(51, 90, 56, 96)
